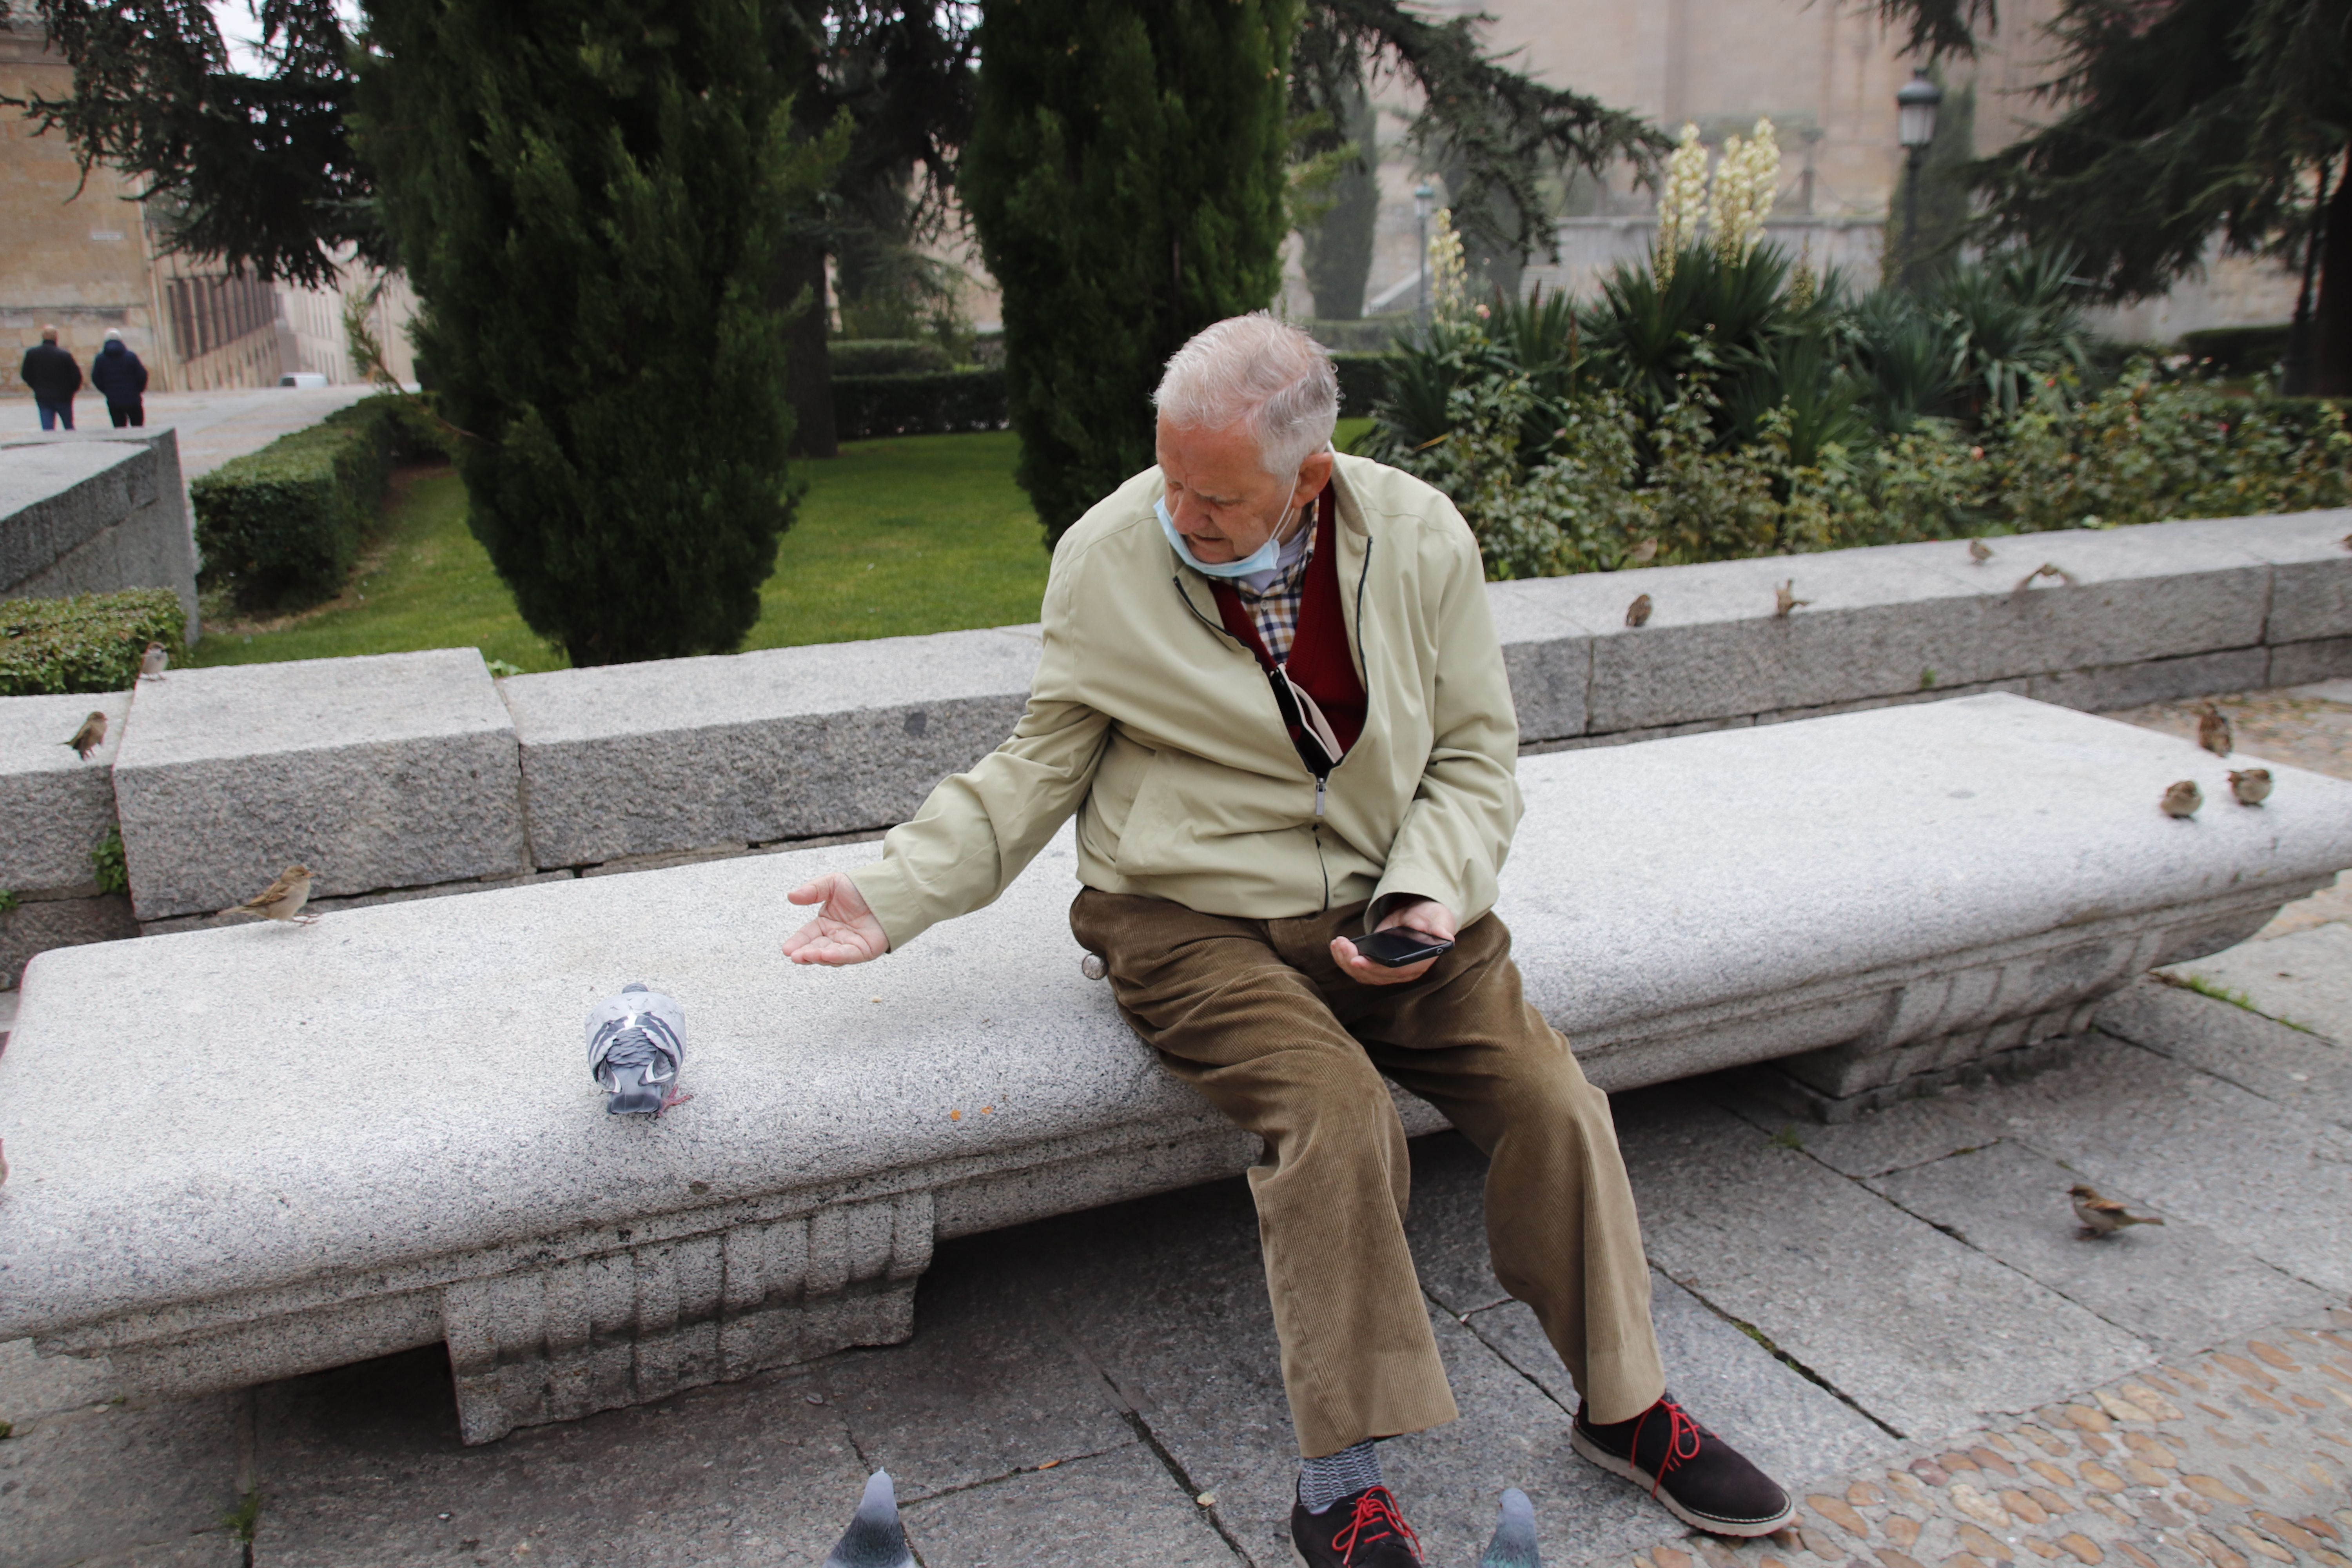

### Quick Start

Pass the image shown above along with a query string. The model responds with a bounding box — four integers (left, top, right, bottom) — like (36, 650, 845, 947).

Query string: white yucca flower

(1429, 206, 1470, 320)
(1709, 118, 1782, 263)
(1655, 122, 1710, 279)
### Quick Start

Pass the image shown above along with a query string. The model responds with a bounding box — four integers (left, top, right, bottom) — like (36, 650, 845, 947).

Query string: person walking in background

(20, 326, 82, 430)
(90, 330, 147, 427)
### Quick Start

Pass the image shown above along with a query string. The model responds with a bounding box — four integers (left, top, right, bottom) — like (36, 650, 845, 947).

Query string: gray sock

(1299, 1439, 1382, 1513)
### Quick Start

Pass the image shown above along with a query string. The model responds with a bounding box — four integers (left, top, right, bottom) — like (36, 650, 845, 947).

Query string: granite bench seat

(2, 693, 2346, 1445)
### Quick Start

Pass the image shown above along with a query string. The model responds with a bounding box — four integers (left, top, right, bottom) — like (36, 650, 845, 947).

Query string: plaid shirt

(1230, 513, 1317, 666)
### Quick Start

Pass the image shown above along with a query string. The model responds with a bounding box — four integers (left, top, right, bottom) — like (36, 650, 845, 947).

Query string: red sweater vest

(1209, 486, 1368, 757)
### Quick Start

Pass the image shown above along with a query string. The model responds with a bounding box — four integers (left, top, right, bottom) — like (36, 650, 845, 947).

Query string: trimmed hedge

(833, 368, 1009, 440)
(191, 394, 447, 609)
(829, 338, 955, 376)
(0, 588, 187, 696)
(2178, 323, 2292, 377)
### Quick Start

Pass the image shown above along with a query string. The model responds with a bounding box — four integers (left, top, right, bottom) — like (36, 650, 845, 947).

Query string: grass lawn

(191, 418, 1377, 671)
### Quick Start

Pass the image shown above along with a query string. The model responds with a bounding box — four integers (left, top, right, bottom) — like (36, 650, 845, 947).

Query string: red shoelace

(1629, 1397, 1708, 1498)
(1329, 1485, 1424, 1565)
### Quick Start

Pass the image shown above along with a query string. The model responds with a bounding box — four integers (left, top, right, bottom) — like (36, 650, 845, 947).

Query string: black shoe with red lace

(1571, 1394, 1796, 1537)
(1290, 1483, 1425, 1566)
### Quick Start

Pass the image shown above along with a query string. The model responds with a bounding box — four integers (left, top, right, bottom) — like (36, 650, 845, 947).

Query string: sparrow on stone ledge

(2196, 702, 2233, 757)
(2160, 780, 2203, 818)
(63, 710, 106, 759)
(139, 641, 169, 681)
(1625, 593, 1653, 628)
(1774, 580, 1809, 617)
(1968, 538, 1994, 564)
(2070, 1185, 2165, 1237)
(222, 865, 317, 924)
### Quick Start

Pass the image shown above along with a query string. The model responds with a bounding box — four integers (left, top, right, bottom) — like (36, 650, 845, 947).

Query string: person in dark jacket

(89, 330, 148, 427)
(20, 326, 81, 430)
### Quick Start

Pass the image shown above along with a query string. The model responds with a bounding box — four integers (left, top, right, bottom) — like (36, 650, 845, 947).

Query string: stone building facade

(0, 15, 418, 398)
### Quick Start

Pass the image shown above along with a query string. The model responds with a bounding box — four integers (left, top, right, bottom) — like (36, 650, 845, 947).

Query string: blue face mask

(1157, 497, 1286, 579)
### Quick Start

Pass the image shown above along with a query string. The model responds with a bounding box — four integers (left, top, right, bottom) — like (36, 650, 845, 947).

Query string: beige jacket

(847, 452, 1524, 949)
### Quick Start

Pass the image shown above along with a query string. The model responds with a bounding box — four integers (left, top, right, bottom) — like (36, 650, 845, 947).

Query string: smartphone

(1352, 928, 1455, 968)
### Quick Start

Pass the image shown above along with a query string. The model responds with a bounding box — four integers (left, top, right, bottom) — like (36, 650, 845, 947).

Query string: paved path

(2, 689, 2345, 1568)
(2, 386, 372, 477)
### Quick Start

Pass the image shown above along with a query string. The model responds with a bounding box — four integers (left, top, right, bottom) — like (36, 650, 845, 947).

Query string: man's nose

(1172, 494, 1217, 535)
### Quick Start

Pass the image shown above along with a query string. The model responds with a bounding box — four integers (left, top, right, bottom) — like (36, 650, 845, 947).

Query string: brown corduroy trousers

(1069, 888, 1668, 1459)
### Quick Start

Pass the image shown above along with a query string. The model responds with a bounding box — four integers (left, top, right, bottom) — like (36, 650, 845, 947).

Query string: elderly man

(783, 314, 1793, 1564)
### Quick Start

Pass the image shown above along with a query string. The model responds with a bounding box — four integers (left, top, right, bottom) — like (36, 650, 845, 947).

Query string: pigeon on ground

(1479, 1487, 1540, 1567)
(64, 710, 106, 759)
(2070, 1185, 2164, 1237)
(139, 641, 169, 680)
(1625, 593, 1653, 628)
(824, 1470, 914, 1568)
(2196, 702, 2233, 757)
(2227, 767, 2273, 806)
(2159, 780, 2202, 818)
(222, 865, 317, 924)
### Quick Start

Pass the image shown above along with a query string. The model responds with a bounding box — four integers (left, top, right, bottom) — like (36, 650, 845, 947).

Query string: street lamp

(1896, 68, 1943, 290)
(1414, 183, 1437, 315)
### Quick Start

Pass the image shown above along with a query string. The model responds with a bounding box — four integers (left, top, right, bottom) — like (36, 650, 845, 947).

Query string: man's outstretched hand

(1331, 897, 1457, 987)
(782, 872, 890, 965)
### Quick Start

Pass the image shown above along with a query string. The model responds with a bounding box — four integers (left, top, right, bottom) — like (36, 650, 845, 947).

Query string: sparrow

(64, 710, 107, 759)
(1628, 537, 1659, 565)
(2227, 767, 2273, 806)
(2070, 1184, 2165, 1237)
(222, 865, 317, 924)
(1625, 593, 1653, 628)
(1774, 580, 1809, 617)
(2160, 780, 2202, 818)
(824, 1471, 914, 1568)
(2196, 701, 2233, 757)
(1479, 1487, 1541, 1567)
(139, 641, 169, 680)
(2012, 562, 2078, 597)
(1968, 538, 1994, 564)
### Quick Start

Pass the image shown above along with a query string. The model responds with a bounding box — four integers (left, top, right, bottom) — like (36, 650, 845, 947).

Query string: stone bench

(2, 694, 2346, 1446)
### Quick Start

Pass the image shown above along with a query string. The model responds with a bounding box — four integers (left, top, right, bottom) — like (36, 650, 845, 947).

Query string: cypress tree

(360, 0, 839, 664)
(962, 0, 1301, 544)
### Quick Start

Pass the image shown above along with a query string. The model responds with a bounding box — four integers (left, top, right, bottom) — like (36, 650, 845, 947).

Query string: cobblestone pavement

(1641, 1319, 2352, 1568)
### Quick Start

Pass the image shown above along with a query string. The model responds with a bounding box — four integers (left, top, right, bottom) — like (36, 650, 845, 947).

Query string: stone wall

(0, 430, 200, 630)
(3, 508, 2347, 985)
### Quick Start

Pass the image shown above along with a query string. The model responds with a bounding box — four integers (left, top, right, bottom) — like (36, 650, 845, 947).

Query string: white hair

(1152, 313, 1340, 477)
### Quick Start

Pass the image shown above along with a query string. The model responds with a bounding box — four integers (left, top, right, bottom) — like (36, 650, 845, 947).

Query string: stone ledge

(0, 431, 199, 632)
(499, 628, 1047, 870)
(4, 694, 2346, 1441)
(0, 688, 128, 894)
(111, 648, 528, 919)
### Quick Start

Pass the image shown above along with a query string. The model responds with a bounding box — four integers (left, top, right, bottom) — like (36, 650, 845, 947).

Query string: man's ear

(1293, 447, 1336, 508)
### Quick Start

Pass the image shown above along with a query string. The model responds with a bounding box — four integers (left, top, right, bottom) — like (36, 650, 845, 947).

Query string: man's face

(1156, 414, 1331, 564)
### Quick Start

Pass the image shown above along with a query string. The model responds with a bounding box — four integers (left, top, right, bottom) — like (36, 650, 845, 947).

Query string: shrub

(828, 339, 956, 376)
(0, 588, 187, 696)
(832, 369, 1009, 440)
(363, 0, 838, 665)
(189, 395, 441, 610)
(962, 0, 1297, 544)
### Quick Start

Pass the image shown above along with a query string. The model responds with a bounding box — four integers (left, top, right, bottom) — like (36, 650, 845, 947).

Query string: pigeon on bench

(825, 1470, 914, 1568)
(587, 984, 688, 1116)
(1479, 1487, 1540, 1567)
